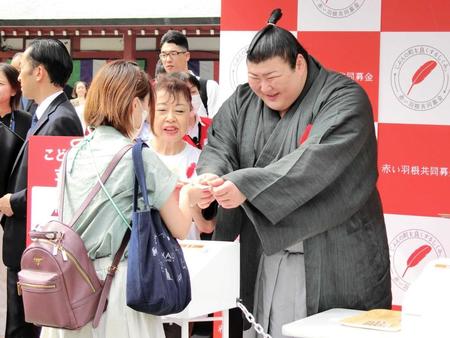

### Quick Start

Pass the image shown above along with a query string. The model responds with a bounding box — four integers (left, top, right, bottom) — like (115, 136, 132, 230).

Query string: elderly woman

(165, 72, 211, 150)
(150, 75, 214, 239)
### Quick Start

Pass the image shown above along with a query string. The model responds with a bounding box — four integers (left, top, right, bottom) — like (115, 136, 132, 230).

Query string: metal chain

(236, 299, 272, 338)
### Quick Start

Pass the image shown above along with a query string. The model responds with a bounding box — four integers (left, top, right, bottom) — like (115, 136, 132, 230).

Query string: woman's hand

(180, 183, 212, 208)
(0, 194, 13, 217)
(193, 173, 219, 208)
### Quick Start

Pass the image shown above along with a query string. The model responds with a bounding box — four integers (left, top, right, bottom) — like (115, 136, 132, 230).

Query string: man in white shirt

(159, 30, 220, 118)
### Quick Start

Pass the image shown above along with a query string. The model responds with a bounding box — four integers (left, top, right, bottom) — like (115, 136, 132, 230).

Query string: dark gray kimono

(197, 57, 392, 315)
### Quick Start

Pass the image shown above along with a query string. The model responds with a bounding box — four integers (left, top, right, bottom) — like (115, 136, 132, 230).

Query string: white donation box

(167, 240, 240, 320)
(402, 258, 450, 337)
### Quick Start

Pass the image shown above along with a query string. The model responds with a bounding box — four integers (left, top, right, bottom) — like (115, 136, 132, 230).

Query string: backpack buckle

(107, 265, 118, 275)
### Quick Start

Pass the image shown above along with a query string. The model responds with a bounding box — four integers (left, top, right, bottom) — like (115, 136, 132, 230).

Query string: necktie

(26, 114, 39, 139)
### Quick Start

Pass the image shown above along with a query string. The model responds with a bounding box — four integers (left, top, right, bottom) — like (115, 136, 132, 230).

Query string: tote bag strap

(132, 139, 153, 211)
(92, 227, 130, 328)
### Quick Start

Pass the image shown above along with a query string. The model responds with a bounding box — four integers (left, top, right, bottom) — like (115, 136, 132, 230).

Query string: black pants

(6, 269, 41, 338)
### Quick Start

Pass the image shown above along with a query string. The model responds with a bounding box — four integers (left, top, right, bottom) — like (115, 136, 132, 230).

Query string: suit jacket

(2, 92, 83, 269)
(23, 98, 38, 115)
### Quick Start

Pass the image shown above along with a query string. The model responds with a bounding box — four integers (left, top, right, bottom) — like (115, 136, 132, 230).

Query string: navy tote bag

(126, 140, 191, 315)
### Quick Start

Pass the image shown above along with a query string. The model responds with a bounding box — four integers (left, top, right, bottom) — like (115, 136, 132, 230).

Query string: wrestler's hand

(0, 194, 14, 217)
(210, 178, 246, 209)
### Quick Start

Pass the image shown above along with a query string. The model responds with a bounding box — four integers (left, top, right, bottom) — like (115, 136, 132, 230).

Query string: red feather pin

(298, 124, 312, 146)
(407, 60, 437, 95)
(402, 244, 432, 278)
(186, 162, 196, 179)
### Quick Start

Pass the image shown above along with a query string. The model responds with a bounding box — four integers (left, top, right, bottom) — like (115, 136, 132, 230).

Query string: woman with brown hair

(40, 60, 206, 338)
(0, 63, 31, 196)
(70, 80, 88, 131)
(70, 81, 88, 107)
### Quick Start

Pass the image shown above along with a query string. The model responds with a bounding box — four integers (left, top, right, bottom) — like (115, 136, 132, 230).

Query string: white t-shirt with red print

(153, 142, 200, 181)
(151, 141, 201, 240)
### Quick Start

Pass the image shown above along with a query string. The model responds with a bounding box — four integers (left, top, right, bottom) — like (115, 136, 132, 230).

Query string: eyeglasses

(159, 51, 187, 59)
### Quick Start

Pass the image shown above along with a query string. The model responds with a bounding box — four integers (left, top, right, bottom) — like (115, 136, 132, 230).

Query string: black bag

(126, 140, 191, 315)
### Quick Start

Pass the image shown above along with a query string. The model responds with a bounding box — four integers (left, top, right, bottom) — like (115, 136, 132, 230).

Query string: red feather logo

(186, 162, 196, 179)
(406, 60, 437, 95)
(402, 244, 432, 278)
(298, 124, 312, 146)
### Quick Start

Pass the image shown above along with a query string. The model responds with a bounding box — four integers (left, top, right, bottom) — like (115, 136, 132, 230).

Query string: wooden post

(123, 33, 136, 61)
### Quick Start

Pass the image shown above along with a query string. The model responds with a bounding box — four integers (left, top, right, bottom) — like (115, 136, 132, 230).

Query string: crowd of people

(0, 12, 391, 338)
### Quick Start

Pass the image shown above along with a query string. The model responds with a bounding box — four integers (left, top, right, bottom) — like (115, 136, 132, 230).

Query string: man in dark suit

(0, 38, 83, 338)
